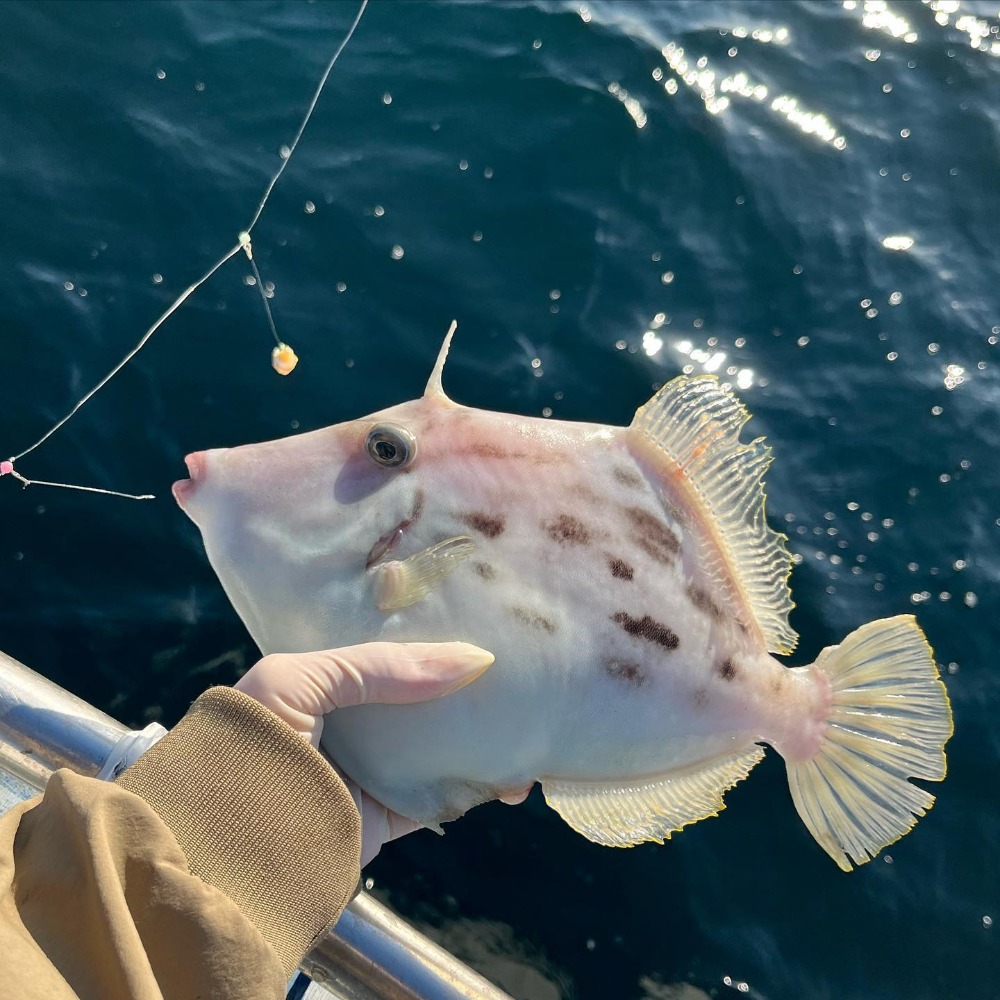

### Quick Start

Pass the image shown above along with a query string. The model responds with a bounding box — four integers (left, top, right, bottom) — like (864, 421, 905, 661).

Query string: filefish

(173, 324, 953, 870)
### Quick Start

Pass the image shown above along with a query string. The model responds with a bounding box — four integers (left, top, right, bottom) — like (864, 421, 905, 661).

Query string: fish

(173, 322, 953, 871)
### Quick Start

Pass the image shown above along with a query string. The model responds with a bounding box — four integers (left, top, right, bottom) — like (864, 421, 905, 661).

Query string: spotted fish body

(174, 326, 953, 870)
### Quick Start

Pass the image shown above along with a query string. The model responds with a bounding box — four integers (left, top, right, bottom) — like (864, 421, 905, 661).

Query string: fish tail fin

(785, 615, 953, 871)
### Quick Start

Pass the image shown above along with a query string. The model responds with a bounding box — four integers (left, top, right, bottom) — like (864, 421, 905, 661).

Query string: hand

(235, 641, 494, 865)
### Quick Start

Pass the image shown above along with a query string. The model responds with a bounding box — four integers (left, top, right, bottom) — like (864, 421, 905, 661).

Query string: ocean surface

(1, 1, 997, 997)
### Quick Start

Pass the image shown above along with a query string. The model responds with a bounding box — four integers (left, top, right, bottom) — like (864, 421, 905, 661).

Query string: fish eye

(365, 424, 417, 469)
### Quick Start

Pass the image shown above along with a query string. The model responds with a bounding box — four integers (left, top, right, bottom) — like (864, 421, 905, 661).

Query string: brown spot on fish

(718, 657, 739, 682)
(461, 441, 568, 466)
(613, 465, 644, 490)
(612, 612, 679, 651)
(458, 511, 506, 538)
(410, 489, 426, 523)
(624, 506, 681, 564)
(510, 606, 557, 634)
(692, 687, 709, 708)
(663, 498, 688, 527)
(465, 442, 525, 460)
(603, 658, 648, 688)
(474, 562, 496, 581)
(686, 583, 724, 621)
(607, 556, 634, 581)
(545, 514, 591, 545)
(576, 484, 606, 506)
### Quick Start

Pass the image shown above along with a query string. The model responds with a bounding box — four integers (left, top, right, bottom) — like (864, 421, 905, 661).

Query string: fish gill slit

(365, 490, 425, 568)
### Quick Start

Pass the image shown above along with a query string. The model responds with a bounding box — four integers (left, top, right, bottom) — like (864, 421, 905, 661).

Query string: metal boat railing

(0, 649, 514, 1000)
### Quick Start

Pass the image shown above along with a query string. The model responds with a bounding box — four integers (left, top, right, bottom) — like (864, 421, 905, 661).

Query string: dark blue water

(1, 2, 997, 997)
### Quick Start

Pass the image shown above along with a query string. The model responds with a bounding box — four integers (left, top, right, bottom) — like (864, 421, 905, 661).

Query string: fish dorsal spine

(629, 374, 797, 654)
(423, 319, 458, 400)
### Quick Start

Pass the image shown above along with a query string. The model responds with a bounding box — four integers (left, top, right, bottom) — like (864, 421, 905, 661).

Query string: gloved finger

(355, 786, 424, 867)
(235, 641, 494, 745)
(336, 769, 423, 866)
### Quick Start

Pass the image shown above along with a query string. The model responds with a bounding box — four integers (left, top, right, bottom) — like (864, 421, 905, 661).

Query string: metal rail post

(0, 650, 513, 1000)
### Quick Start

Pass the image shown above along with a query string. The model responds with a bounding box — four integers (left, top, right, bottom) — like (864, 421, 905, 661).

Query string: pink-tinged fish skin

(175, 332, 952, 871)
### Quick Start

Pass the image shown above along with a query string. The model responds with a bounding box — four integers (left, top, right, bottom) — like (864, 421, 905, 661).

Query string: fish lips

(171, 451, 206, 510)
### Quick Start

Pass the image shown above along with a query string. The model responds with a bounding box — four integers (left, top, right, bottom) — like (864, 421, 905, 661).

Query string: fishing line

(3, 0, 370, 500)
(246, 255, 281, 349)
(244, 249, 300, 378)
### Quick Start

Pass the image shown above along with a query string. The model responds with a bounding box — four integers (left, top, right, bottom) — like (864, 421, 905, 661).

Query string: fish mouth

(172, 451, 206, 507)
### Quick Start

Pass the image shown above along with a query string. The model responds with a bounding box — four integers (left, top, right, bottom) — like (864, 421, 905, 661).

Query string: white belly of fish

(319, 546, 765, 827)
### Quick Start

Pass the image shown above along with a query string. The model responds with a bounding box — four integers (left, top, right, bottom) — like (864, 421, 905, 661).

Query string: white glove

(235, 641, 494, 865)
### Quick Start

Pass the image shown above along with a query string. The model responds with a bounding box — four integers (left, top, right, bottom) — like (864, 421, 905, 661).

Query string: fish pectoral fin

(541, 745, 765, 847)
(372, 535, 476, 611)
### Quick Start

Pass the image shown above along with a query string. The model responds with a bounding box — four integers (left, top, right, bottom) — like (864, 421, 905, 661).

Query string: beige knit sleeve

(116, 686, 362, 975)
(0, 688, 361, 998)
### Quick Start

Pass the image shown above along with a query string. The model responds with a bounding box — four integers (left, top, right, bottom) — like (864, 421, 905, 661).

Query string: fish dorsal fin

(542, 745, 765, 846)
(423, 320, 458, 400)
(629, 375, 797, 654)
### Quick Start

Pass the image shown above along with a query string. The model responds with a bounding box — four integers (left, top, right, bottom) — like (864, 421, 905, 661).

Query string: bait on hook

(3, 0, 369, 498)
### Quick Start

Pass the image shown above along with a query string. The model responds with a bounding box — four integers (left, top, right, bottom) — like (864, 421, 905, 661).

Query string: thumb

(235, 641, 494, 745)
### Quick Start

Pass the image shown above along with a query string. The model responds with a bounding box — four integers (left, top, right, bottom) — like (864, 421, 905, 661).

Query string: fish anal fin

(629, 374, 797, 654)
(373, 534, 475, 611)
(541, 745, 765, 847)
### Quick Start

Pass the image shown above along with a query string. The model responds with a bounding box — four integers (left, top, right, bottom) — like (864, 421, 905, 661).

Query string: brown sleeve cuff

(116, 687, 361, 976)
